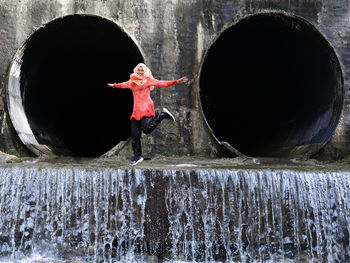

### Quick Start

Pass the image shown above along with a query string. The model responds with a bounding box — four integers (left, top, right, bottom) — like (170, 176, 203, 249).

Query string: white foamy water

(0, 166, 349, 262)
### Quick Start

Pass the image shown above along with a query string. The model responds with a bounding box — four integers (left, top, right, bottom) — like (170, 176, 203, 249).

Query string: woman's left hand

(177, 77, 188, 84)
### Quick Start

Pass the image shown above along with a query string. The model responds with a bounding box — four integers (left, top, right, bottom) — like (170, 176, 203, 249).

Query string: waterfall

(0, 166, 349, 262)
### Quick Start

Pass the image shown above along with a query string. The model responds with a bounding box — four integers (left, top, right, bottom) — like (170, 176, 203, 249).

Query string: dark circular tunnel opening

(199, 12, 343, 157)
(11, 15, 143, 157)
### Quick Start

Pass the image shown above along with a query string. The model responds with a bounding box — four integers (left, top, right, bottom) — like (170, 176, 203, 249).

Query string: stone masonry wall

(0, 0, 350, 158)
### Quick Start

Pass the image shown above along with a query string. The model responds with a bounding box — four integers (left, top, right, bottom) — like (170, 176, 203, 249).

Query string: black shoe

(130, 156, 144, 166)
(162, 108, 175, 121)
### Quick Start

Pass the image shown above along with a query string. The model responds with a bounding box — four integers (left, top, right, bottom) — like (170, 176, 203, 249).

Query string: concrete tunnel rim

(197, 11, 344, 158)
(5, 14, 146, 157)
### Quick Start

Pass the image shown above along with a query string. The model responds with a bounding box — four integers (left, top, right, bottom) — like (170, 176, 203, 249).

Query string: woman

(107, 63, 188, 166)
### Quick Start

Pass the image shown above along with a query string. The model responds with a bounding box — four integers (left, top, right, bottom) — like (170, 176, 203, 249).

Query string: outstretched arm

(150, 77, 188, 87)
(107, 80, 130, 89)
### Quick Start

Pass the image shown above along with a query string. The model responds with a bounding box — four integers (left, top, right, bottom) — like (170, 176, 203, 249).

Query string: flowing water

(0, 166, 349, 262)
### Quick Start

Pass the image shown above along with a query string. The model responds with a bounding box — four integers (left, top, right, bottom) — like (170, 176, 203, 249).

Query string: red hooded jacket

(113, 77, 178, 120)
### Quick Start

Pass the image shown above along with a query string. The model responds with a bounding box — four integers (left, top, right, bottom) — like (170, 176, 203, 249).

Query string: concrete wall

(0, 0, 350, 158)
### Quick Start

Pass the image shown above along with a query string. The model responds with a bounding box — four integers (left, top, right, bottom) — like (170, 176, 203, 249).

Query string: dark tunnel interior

(200, 13, 343, 157)
(20, 15, 143, 157)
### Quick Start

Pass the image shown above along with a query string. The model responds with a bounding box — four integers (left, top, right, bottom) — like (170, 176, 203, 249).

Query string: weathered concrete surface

(0, 0, 350, 158)
(15, 155, 347, 172)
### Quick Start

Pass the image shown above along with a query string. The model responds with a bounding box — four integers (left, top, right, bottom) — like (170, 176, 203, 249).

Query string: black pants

(131, 113, 167, 157)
